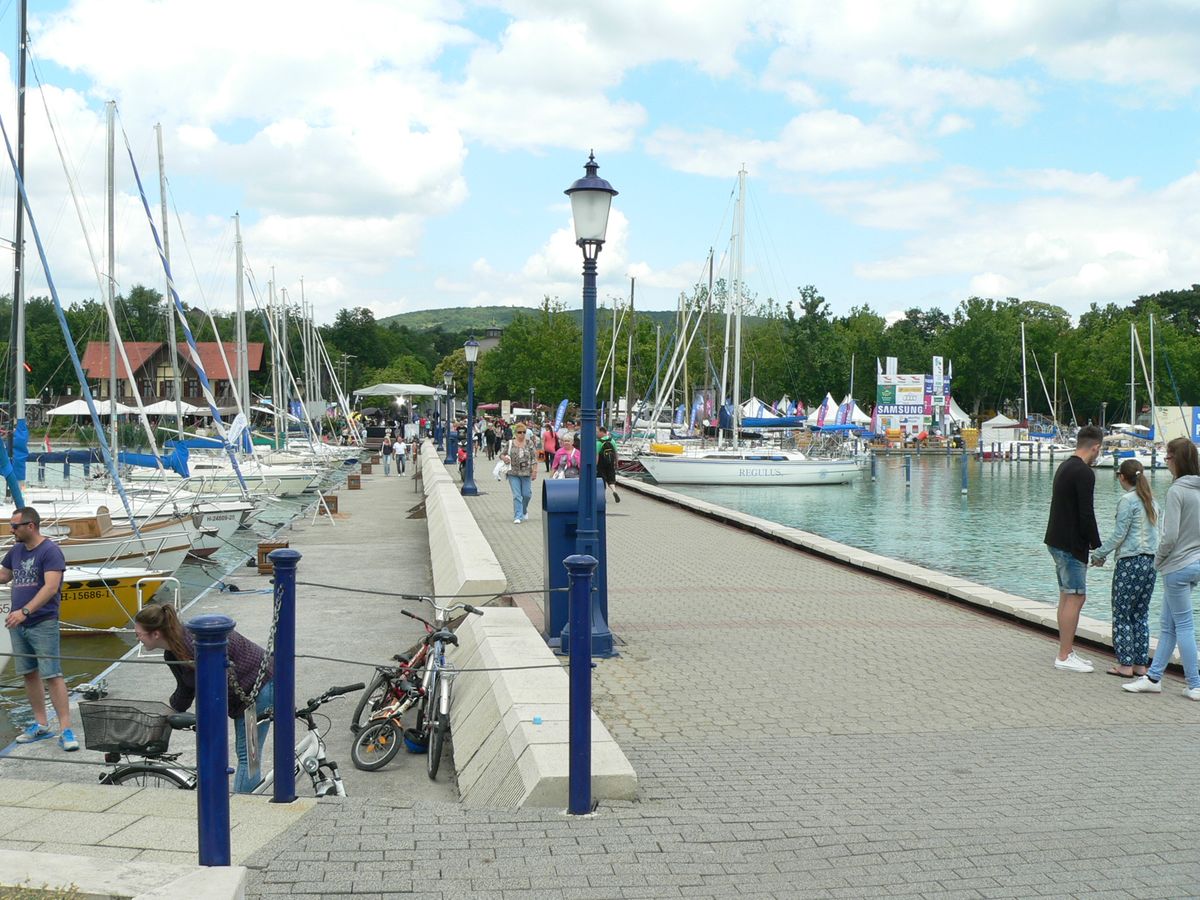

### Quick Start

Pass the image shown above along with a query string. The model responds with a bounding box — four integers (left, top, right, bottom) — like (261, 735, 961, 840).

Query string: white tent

(946, 396, 971, 424)
(980, 413, 1026, 445)
(740, 396, 780, 419)
(353, 383, 439, 397)
(48, 399, 135, 416)
(141, 400, 207, 416)
(805, 393, 839, 426)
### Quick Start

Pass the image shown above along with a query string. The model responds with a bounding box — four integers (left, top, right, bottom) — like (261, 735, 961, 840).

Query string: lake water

(0, 482, 334, 748)
(663, 454, 1171, 625)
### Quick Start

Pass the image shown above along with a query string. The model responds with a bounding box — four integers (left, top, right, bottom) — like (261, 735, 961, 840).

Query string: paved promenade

(241, 458, 1200, 899)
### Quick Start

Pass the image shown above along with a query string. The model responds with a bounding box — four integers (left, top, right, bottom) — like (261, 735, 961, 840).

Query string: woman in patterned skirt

(1091, 459, 1158, 678)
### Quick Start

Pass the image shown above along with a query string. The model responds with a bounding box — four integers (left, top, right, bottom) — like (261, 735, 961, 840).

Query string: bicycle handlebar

(296, 682, 366, 718)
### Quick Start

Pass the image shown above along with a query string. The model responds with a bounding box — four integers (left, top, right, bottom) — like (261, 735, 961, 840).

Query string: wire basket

(79, 699, 176, 755)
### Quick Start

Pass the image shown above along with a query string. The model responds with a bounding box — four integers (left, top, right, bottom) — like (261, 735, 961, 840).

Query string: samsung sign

(877, 404, 927, 415)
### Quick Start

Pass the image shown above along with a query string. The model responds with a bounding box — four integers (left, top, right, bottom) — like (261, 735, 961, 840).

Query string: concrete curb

(617, 475, 1153, 658)
(0, 848, 246, 899)
(448, 606, 637, 808)
(420, 442, 506, 599)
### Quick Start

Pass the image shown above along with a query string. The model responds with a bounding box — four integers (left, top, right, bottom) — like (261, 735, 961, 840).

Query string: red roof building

(81, 341, 264, 403)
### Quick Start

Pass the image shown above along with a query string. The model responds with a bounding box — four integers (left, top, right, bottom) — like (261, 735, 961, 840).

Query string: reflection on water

(0, 488, 326, 748)
(666, 454, 1169, 625)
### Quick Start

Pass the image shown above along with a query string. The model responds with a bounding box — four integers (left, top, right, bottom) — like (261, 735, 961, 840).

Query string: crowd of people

(1046, 428, 1200, 698)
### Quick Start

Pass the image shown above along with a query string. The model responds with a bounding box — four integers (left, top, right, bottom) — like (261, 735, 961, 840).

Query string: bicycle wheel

(106, 765, 192, 789)
(350, 672, 389, 734)
(351, 721, 402, 771)
(426, 710, 448, 780)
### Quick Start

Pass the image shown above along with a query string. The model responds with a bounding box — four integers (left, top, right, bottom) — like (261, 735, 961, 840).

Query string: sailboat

(638, 168, 860, 487)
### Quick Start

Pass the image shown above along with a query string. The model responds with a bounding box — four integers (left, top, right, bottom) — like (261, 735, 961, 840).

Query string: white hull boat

(639, 451, 861, 486)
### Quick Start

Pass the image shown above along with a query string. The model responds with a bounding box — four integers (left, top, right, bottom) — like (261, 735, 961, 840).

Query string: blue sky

(3, 1, 1200, 324)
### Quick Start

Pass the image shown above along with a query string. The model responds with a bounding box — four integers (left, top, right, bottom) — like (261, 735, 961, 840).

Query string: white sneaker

(1122, 675, 1162, 693)
(513, 517, 521, 524)
(1184, 687, 1200, 701)
(1054, 652, 1094, 673)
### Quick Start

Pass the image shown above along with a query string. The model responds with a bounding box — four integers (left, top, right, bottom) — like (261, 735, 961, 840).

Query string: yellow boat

(0, 567, 173, 632)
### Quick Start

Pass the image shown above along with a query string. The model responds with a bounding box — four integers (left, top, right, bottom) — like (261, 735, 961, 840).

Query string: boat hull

(58, 570, 172, 630)
(639, 455, 861, 485)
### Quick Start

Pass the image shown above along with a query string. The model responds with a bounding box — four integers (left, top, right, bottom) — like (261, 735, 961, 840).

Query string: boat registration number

(67, 589, 119, 601)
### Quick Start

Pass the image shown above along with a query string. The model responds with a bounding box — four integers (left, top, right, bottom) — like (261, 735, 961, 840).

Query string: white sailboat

(639, 168, 860, 487)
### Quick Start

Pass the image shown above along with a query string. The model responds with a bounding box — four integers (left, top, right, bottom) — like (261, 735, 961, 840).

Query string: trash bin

(542, 478, 610, 654)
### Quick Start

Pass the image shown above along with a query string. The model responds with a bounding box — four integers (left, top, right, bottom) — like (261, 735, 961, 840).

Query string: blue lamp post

(461, 337, 480, 496)
(565, 152, 617, 570)
(443, 371, 457, 465)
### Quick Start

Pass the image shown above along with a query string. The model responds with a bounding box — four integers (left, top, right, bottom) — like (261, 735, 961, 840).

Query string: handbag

(492, 459, 510, 481)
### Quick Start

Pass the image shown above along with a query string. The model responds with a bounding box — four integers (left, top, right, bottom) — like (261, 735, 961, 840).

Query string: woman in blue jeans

(1124, 437, 1200, 700)
(501, 423, 539, 524)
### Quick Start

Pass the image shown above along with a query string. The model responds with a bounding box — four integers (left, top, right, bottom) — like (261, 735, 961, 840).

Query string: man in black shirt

(1044, 425, 1104, 672)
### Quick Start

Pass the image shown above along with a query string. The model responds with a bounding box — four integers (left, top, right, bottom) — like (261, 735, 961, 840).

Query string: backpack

(598, 438, 617, 469)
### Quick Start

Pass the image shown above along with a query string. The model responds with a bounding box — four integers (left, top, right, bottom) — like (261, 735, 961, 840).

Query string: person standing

(133, 603, 274, 791)
(1, 507, 75, 750)
(501, 423, 539, 523)
(393, 435, 407, 475)
(1124, 437, 1200, 699)
(597, 425, 621, 503)
(551, 435, 582, 478)
(484, 422, 497, 461)
(1043, 425, 1103, 672)
(381, 430, 394, 475)
(542, 422, 558, 473)
(1091, 459, 1157, 677)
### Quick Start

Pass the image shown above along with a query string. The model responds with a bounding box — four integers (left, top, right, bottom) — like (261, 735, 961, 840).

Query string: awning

(353, 383, 440, 397)
(47, 399, 135, 416)
(141, 400, 208, 416)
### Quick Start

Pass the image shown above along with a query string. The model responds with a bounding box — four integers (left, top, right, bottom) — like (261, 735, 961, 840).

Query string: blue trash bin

(542, 478, 612, 655)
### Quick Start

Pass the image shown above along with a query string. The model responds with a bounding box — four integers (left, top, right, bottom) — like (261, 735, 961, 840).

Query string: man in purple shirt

(2, 506, 75, 750)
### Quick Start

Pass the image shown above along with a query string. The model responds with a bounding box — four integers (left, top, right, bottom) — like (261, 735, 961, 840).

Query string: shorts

(1049, 546, 1087, 596)
(10, 617, 63, 679)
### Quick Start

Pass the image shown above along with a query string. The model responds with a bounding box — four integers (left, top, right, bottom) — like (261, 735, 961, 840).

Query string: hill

(378, 305, 765, 332)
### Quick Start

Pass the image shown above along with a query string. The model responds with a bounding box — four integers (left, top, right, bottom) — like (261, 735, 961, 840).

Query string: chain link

(228, 574, 282, 709)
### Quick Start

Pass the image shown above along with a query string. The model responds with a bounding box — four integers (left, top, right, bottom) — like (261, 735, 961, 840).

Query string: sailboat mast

(624, 277, 635, 437)
(234, 213, 248, 419)
(1150, 313, 1155, 426)
(731, 166, 746, 452)
(105, 100, 118, 453)
(1019, 321, 1028, 425)
(705, 248, 713, 431)
(1130, 321, 1136, 425)
(10, 0, 27, 441)
(607, 295, 617, 430)
(155, 124, 184, 439)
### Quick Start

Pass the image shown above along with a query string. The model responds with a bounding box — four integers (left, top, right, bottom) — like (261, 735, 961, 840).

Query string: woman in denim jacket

(1091, 459, 1159, 677)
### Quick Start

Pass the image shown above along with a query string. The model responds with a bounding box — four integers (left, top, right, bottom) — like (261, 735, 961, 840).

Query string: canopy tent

(805, 393, 839, 426)
(141, 399, 207, 416)
(739, 396, 780, 419)
(945, 396, 971, 424)
(980, 413, 1026, 445)
(48, 399, 135, 416)
(353, 383, 439, 397)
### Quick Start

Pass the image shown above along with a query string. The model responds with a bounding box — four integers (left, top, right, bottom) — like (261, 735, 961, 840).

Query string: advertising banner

(876, 374, 927, 433)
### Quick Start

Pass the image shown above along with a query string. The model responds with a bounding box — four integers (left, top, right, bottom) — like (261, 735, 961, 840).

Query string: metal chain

(228, 573, 283, 709)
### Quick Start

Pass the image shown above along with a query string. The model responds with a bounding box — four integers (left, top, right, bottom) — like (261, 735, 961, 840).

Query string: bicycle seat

(424, 629, 459, 647)
(168, 713, 197, 730)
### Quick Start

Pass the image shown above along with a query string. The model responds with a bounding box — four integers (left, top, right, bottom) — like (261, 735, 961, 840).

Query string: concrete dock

(5, 449, 1200, 898)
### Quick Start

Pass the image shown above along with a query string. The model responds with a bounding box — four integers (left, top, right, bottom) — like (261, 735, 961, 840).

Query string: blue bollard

(961, 452, 968, 495)
(870, 453, 877, 482)
(905, 455, 912, 488)
(445, 431, 458, 466)
(268, 548, 300, 804)
(564, 553, 597, 816)
(187, 614, 235, 867)
(63, 460, 70, 479)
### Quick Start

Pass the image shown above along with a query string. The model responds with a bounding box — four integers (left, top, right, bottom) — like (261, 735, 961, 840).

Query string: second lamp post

(461, 337, 480, 496)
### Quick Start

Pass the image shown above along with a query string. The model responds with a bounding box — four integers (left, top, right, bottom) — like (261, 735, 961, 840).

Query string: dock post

(564, 553, 597, 816)
(186, 614, 235, 867)
(37, 459, 44, 482)
(870, 452, 877, 482)
(268, 548, 300, 804)
(63, 460, 69, 479)
(1151, 447, 1157, 469)
(905, 455, 912, 488)
(961, 452, 968, 495)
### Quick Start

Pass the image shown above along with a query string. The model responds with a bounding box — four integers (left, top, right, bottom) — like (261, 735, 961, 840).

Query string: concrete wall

(448, 606, 637, 808)
(419, 442, 506, 599)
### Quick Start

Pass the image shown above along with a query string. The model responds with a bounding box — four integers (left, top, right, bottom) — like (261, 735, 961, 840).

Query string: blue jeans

(233, 680, 274, 793)
(382, 454, 392, 475)
(10, 617, 62, 678)
(1148, 560, 1200, 689)
(507, 474, 532, 520)
(1049, 546, 1087, 595)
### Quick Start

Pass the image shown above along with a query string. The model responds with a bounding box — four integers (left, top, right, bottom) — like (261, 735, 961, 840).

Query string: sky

(2, 0, 1200, 326)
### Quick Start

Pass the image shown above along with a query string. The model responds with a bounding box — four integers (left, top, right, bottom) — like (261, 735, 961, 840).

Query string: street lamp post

(461, 338, 480, 496)
(443, 371, 456, 465)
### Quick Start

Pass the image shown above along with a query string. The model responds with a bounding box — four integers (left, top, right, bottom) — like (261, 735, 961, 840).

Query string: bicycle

(350, 669, 424, 771)
(398, 594, 484, 779)
(82, 682, 364, 796)
(350, 653, 427, 735)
